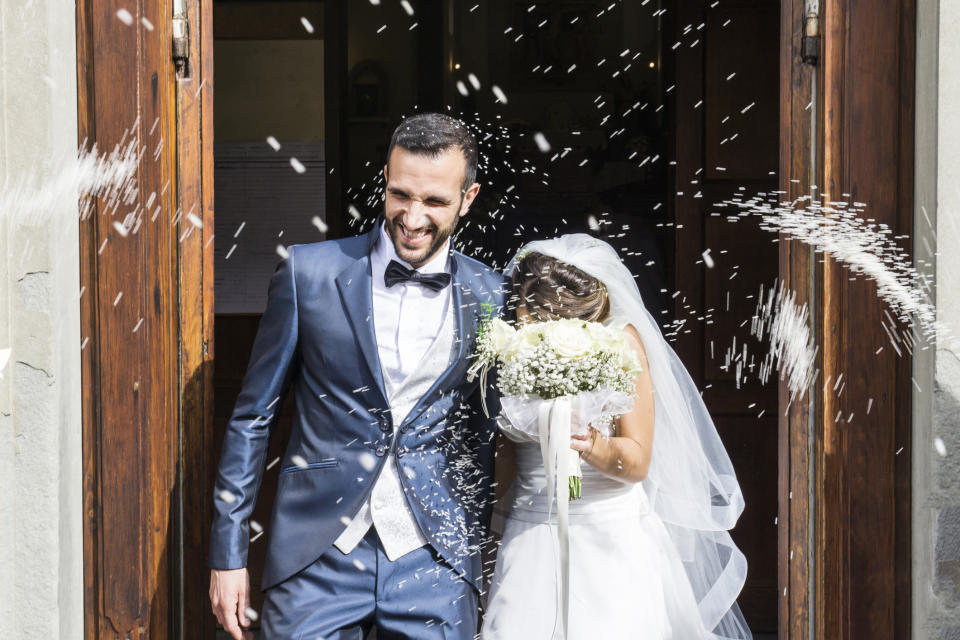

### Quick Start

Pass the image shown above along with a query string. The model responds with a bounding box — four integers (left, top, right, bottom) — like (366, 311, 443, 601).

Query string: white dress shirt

(370, 223, 453, 388)
(333, 223, 453, 560)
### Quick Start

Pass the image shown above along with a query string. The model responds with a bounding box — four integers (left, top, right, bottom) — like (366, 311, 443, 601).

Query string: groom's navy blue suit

(209, 224, 506, 636)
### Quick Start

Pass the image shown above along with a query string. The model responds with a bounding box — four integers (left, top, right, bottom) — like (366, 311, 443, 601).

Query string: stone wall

(915, 0, 960, 636)
(0, 0, 84, 637)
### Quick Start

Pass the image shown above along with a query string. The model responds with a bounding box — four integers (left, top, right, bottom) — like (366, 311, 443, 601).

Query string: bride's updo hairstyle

(512, 251, 610, 322)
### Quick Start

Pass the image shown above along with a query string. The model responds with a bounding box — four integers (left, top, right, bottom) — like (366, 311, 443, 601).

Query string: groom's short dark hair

(387, 113, 478, 191)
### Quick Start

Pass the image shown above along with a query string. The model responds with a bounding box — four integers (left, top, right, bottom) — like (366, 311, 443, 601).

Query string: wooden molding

(175, 0, 217, 637)
(778, 2, 817, 638)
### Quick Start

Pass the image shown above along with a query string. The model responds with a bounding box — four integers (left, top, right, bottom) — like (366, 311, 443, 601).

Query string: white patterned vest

(333, 299, 457, 560)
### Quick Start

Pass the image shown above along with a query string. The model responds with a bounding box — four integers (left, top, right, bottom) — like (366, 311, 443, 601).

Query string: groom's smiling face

(383, 146, 480, 268)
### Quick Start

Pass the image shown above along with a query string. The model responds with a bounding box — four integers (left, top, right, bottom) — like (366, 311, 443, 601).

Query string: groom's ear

(460, 182, 481, 217)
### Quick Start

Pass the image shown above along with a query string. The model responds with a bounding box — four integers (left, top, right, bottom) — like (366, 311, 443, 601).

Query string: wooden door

(78, 0, 216, 636)
(77, 0, 185, 637)
(815, 0, 914, 636)
(671, 0, 780, 632)
(777, 0, 915, 636)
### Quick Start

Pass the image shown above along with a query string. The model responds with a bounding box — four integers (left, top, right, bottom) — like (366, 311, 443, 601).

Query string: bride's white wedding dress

(481, 438, 709, 639)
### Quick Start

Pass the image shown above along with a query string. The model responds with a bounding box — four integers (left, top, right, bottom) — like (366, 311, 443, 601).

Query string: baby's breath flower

(471, 318, 641, 399)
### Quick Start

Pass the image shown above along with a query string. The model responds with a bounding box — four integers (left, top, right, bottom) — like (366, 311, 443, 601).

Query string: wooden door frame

(778, 0, 817, 636)
(174, 0, 216, 635)
(76, 0, 914, 636)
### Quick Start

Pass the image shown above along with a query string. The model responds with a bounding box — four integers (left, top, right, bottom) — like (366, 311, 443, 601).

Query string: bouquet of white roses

(468, 316, 642, 500)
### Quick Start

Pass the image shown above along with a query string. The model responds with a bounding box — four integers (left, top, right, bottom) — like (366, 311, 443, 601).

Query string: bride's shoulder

(604, 317, 647, 356)
(602, 315, 631, 332)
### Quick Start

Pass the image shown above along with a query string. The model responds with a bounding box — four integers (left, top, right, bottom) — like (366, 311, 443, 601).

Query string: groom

(208, 113, 505, 639)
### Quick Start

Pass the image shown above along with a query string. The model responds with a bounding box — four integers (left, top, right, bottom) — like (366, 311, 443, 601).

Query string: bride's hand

(570, 427, 599, 460)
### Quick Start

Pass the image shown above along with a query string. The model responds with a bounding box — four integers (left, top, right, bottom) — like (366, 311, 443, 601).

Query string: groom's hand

(210, 568, 254, 640)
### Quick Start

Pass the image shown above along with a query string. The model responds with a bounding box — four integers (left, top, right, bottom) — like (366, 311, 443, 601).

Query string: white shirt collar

(373, 221, 451, 275)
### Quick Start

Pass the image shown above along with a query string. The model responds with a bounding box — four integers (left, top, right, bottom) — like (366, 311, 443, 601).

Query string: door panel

(672, 0, 780, 632)
(704, 5, 779, 181)
(77, 0, 181, 637)
(818, 0, 915, 636)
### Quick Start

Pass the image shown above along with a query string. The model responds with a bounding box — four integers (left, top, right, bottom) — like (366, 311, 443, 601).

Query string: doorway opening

(211, 1, 780, 636)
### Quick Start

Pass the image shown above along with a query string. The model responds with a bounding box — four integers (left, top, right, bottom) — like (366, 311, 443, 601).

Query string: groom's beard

(384, 204, 461, 268)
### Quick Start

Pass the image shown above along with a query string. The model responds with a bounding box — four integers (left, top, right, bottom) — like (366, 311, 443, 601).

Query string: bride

(480, 235, 752, 639)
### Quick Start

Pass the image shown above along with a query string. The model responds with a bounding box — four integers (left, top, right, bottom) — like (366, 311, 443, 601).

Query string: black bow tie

(384, 260, 452, 292)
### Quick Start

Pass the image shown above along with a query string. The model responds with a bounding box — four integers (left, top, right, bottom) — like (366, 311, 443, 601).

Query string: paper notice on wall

(214, 141, 326, 314)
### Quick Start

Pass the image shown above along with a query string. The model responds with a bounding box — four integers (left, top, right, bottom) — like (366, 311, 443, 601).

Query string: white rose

(543, 319, 593, 358)
(487, 318, 516, 354)
(503, 323, 542, 360)
(586, 322, 619, 350)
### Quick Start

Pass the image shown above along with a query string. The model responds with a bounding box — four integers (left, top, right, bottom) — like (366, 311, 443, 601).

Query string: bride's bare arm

(569, 324, 655, 482)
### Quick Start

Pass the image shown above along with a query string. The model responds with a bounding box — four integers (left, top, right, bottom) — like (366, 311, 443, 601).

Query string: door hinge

(173, 5, 189, 76)
(802, 12, 820, 65)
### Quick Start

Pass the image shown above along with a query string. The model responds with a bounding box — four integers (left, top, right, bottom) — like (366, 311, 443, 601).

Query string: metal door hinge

(173, 3, 189, 76)
(802, 12, 820, 65)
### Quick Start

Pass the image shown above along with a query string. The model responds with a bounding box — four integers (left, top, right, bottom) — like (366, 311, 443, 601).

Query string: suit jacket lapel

(334, 228, 388, 404)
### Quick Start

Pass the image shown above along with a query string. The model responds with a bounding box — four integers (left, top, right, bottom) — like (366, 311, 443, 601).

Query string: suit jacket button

(379, 416, 392, 433)
(375, 444, 387, 457)
(396, 446, 408, 459)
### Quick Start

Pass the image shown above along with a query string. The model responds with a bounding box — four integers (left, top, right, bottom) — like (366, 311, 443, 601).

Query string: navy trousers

(259, 529, 478, 640)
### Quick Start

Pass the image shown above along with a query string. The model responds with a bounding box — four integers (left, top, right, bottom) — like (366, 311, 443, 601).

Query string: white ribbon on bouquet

(500, 389, 635, 639)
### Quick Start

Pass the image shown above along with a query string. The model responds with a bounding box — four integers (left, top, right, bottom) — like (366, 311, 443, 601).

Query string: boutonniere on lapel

(466, 301, 513, 416)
